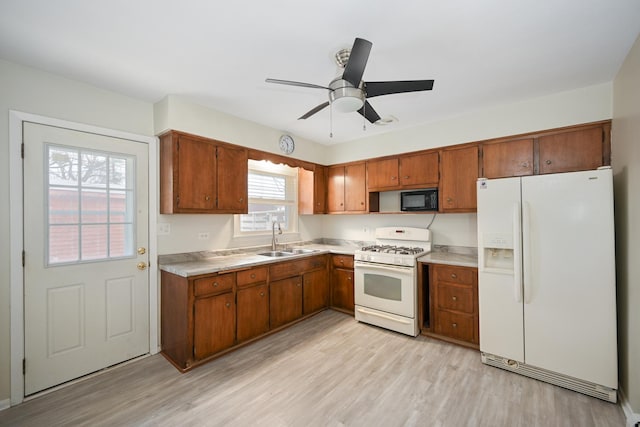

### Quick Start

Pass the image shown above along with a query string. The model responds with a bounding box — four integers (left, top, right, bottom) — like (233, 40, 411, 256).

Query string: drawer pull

(213, 282, 219, 287)
(545, 159, 552, 165)
(451, 273, 457, 279)
(452, 296, 458, 301)
(225, 302, 231, 308)
(250, 273, 256, 279)
(452, 323, 458, 328)
(347, 277, 352, 281)
(339, 259, 344, 264)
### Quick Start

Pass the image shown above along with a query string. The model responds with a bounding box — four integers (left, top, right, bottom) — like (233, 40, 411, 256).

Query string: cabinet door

(399, 152, 439, 187)
(327, 166, 345, 212)
(270, 276, 303, 328)
(482, 139, 533, 179)
(177, 135, 216, 211)
(440, 145, 479, 212)
(538, 127, 604, 174)
(367, 158, 399, 190)
(331, 268, 354, 312)
(216, 144, 248, 212)
(314, 166, 327, 214)
(193, 292, 235, 360)
(237, 283, 269, 342)
(303, 269, 329, 315)
(344, 163, 367, 212)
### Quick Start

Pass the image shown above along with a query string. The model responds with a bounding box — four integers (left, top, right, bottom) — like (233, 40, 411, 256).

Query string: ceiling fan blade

(357, 101, 381, 124)
(342, 38, 372, 87)
(298, 101, 330, 120)
(265, 78, 329, 90)
(364, 80, 434, 98)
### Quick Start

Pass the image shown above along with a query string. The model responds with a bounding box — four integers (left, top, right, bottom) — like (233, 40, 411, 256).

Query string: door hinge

(21, 143, 24, 159)
(22, 250, 25, 267)
(23, 358, 26, 375)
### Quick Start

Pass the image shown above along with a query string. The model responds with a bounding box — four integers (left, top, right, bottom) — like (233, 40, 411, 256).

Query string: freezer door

(477, 177, 524, 362)
(521, 168, 617, 389)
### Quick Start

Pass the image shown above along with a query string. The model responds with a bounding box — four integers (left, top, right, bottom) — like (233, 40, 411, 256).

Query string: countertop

(159, 242, 357, 278)
(418, 246, 478, 268)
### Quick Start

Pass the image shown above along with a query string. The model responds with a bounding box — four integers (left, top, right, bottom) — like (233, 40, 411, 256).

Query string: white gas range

(353, 227, 432, 336)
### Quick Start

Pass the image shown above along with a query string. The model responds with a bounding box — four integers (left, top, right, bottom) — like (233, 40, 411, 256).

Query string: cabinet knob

(360, 201, 364, 205)
(451, 273, 457, 279)
(225, 302, 231, 308)
(391, 176, 397, 180)
(339, 259, 344, 264)
(404, 175, 410, 179)
(545, 160, 552, 165)
(340, 203, 344, 206)
(452, 323, 458, 328)
(260, 292, 265, 297)
(213, 282, 219, 287)
(347, 277, 352, 281)
(250, 273, 256, 279)
(521, 162, 529, 168)
(296, 283, 301, 287)
(447, 197, 453, 203)
(239, 197, 244, 202)
(452, 296, 458, 301)
(205, 195, 210, 201)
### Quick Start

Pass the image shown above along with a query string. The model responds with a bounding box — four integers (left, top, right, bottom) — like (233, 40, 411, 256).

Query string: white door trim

(9, 110, 158, 406)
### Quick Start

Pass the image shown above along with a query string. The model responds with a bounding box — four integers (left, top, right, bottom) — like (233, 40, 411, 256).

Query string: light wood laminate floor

(0, 310, 625, 426)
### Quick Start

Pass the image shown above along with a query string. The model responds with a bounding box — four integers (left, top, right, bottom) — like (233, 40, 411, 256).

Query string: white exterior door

(23, 122, 150, 395)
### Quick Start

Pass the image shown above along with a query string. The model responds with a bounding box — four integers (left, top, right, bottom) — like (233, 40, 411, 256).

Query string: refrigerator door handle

(522, 201, 531, 304)
(513, 202, 523, 303)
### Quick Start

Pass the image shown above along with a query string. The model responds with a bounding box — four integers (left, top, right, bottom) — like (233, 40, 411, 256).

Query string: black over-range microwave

(400, 189, 439, 212)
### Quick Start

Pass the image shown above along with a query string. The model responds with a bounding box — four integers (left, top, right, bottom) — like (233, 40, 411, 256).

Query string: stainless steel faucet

(271, 220, 282, 251)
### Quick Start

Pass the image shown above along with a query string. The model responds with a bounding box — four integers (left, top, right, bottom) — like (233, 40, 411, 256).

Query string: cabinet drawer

(331, 254, 354, 269)
(434, 266, 475, 285)
(270, 255, 327, 281)
(437, 283, 474, 314)
(194, 273, 235, 296)
(237, 267, 267, 287)
(436, 310, 476, 343)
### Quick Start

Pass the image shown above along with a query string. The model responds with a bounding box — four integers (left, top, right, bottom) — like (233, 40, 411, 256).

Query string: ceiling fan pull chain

(363, 102, 366, 131)
(329, 101, 333, 138)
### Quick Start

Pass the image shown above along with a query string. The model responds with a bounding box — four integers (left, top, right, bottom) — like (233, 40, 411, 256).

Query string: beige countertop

(418, 246, 478, 268)
(159, 243, 357, 278)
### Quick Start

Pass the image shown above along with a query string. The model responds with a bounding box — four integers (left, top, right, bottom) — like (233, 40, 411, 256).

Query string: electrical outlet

(198, 232, 210, 240)
(157, 223, 171, 235)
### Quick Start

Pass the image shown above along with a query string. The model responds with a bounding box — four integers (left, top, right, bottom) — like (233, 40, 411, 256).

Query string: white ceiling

(1, 1, 640, 145)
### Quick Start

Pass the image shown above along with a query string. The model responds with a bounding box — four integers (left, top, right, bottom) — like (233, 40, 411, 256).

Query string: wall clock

(279, 134, 295, 154)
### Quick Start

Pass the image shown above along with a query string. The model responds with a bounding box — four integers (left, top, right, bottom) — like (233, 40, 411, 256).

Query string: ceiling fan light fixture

(329, 79, 365, 112)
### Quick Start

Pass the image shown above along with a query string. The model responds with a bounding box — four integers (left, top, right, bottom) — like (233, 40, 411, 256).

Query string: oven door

(354, 261, 415, 318)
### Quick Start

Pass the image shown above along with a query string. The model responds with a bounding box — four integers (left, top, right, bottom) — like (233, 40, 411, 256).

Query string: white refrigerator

(476, 167, 617, 402)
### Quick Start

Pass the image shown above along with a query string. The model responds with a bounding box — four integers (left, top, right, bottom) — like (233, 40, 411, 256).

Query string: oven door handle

(354, 261, 414, 273)
(356, 308, 412, 324)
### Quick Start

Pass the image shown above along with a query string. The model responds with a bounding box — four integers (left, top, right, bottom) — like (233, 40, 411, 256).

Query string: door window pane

(46, 145, 136, 265)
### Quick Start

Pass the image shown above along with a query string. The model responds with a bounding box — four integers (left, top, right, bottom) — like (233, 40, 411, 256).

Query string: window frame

(233, 159, 298, 237)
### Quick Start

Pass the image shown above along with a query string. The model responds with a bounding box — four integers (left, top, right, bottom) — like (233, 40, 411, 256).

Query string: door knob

(137, 247, 146, 255)
(137, 262, 148, 271)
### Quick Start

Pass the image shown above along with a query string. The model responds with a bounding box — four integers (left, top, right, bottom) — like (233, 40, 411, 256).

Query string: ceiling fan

(265, 37, 434, 124)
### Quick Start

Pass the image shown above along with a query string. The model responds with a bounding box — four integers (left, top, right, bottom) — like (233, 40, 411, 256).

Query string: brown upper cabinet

(440, 145, 479, 213)
(367, 152, 439, 191)
(481, 122, 609, 178)
(538, 125, 607, 174)
(327, 162, 367, 213)
(160, 131, 248, 214)
(481, 138, 534, 179)
(298, 166, 327, 214)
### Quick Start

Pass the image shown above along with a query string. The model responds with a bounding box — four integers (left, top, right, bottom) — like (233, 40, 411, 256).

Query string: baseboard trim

(0, 398, 10, 411)
(619, 386, 640, 427)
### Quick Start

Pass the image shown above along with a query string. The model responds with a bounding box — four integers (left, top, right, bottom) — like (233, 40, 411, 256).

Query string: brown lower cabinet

(330, 254, 355, 313)
(423, 263, 479, 348)
(236, 283, 269, 342)
(161, 255, 329, 371)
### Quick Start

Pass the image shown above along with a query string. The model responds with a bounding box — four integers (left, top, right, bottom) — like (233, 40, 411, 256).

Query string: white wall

(154, 95, 329, 255)
(326, 83, 612, 164)
(0, 59, 155, 404)
(613, 34, 640, 416)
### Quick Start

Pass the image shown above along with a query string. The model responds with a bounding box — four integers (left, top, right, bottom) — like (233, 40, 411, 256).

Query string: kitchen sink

(257, 251, 294, 257)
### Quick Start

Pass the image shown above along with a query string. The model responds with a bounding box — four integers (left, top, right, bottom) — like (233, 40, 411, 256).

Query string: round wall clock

(279, 134, 295, 154)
